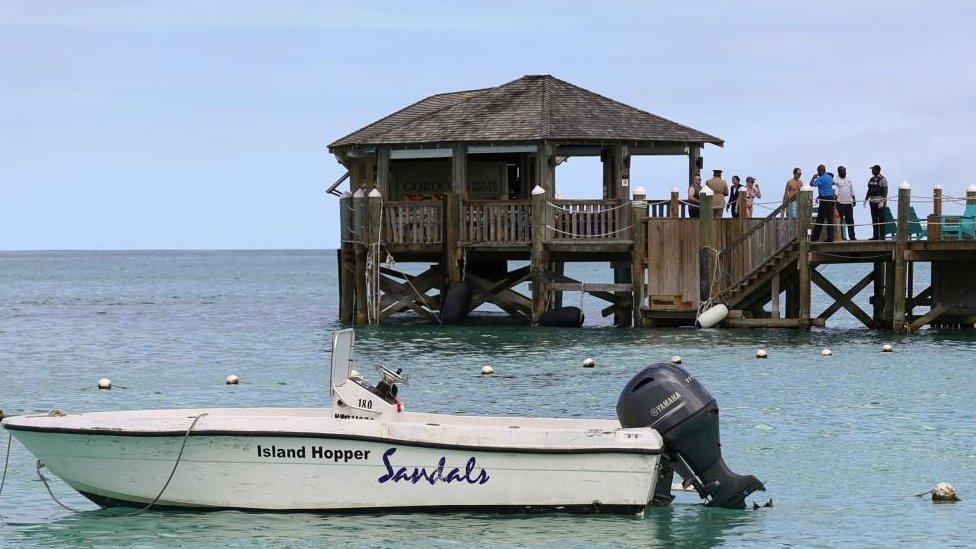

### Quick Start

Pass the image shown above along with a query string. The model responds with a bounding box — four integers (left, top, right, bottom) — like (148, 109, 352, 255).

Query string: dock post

(669, 188, 680, 218)
(892, 182, 910, 333)
(930, 185, 943, 241)
(444, 192, 462, 283)
(366, 188, 383, 325)
(531, 186, 549, 323)
(698, 189, 714, 305)
(968, 184, 976, 205)
(736, 187, 746, 218)
(339, 192, 354, 324)
(770, 273, 781, 319)
(796, 186, 813, 330)
(352, 189, 368, 325)
(632, 187, 648, 327)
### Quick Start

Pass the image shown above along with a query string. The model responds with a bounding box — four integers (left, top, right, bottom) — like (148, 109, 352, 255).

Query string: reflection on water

(1, 251, 974, 547)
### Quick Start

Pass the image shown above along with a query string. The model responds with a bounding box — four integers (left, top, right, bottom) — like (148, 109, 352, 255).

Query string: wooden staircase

(714, 198, 798, 313)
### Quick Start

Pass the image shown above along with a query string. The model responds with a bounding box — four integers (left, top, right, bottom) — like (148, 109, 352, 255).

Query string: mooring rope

(545, 224, 634, 238)
(0, 434, 11, 499)
(36, 412, 209, 515)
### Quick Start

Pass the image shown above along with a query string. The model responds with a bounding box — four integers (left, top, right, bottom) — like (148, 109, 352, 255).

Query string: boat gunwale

(2, 423, 662, 455)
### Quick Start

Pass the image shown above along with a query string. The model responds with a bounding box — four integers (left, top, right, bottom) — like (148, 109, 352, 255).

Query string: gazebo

(329, 75, 724, 326)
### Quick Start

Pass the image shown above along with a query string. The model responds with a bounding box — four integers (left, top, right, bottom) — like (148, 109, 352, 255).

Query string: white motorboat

(2, 330, 763, 513)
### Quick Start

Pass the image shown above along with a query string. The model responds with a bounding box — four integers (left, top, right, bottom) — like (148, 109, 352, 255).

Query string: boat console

(330, 330, 408, 420)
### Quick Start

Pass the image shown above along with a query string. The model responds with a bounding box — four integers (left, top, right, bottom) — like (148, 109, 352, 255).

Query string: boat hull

(9, 428, 660, 513)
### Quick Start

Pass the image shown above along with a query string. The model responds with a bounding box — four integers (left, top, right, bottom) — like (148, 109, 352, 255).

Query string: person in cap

(744, 176, 762, 218)
(833, 166, 856, 240)
(727, 175, 743, 218)
(864, 164, 888, 240)
(783, 167, 803, 218)
(811, 164, 836, 242)
(705, 169, 729, 218)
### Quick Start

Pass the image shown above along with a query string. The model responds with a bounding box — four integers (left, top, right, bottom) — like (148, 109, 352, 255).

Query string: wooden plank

(550, 282, 633, 292)
(908, 303, 950, 332)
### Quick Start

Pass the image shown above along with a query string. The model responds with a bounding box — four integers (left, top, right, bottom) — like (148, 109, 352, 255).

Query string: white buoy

(349, 369, 362, 380)
(756, 349, 768, 359)
(225, 374, 240, 385)
(582, 358, 596, 368)
(671, 355, 682, 364)
(932, 482, 960, 502)
(480, 365, 494, 376)
(881, 344, 893, 353)
(821, 348, 833, 357)
(695, 303, 729, 328)
(97, 378, 112, 390)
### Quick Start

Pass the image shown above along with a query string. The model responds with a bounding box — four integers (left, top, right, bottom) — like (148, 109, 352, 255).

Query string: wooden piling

(353, 189, 367, 325)
(698, 190, 714, 304)
(531, 186, 549, 323)
(339, 192, 354, 324)
(367, 189, 384, 324)
(770, 273, 781, 319)
(892, 184, 910, 333)
(930, 185, 943, 241)
(669, 188, 680, 218)
(735, 187, 746, 218)
(632, 190, 648, 327)
(796, 187, 813, 329)
(444, 192, 462, 283)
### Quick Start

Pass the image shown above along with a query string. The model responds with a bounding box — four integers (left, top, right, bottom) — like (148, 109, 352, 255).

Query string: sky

(2, 1, 975, 250)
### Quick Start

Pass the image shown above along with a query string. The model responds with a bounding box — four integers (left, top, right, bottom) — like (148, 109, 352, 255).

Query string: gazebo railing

(548, 199, 633, 240)
(462, 199, 532, 244)
(383, 201, 443, 244)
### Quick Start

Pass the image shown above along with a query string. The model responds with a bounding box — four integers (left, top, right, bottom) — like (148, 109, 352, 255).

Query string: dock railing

(548, 198, 633, 240)
(383, 201, 443, 245)
(462, 199, 532, 244)
(715, 197, 797, 296)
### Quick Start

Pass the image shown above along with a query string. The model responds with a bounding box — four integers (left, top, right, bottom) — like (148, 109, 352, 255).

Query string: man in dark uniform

(864, 165, 888, 240)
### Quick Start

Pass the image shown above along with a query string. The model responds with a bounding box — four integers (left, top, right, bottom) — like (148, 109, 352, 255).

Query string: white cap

(933, 184, 942, 190)
(967, 183, 976, 192)
(671, 187, 680, 193)
(368, 188, 382, 198)
(340, 191, 352, 198)
(701, 187, 714, 196)
(633, 186, 646, 195)
(898, 181, 911, 190)
(353, 189, 365, 197)
(531, 185, 546, 195)
(800, 183, 814, 191)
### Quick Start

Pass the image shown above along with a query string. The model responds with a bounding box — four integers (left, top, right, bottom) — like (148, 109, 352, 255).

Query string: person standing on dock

(784, 167, 803, 218)
(688, 174, 703, 218)
(706, 169, 728, 218)
(727, 175, 743, 217)
(833, 166, 856, 240)
(864, 165, 888, 240)
(811, 164, 836, 242)
(745, 176, 761, 218)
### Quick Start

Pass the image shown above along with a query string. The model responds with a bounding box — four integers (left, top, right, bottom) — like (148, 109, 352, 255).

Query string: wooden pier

(329, 75, 976, 331)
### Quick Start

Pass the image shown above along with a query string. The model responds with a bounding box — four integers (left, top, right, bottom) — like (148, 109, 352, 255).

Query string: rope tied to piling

(545, 224, 635, 238)
(36, 412, 209, 515)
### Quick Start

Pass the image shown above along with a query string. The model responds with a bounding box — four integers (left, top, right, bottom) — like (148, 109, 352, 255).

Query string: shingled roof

(329, 75, 722, 150)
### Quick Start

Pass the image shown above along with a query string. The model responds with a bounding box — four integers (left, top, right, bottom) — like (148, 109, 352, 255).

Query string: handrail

(715, 195, 798, 299)
(721, 196, 795, 251)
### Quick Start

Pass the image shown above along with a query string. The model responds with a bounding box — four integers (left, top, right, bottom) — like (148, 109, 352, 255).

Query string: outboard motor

(617, 362, 764, 509)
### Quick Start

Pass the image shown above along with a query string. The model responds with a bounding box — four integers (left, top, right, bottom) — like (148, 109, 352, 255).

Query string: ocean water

(0, 250, 973, 548)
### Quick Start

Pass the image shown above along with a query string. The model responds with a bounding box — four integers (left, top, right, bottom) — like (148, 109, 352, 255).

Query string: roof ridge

(363, 75, 539, 144)
(546, 76, 723, 144)
(362, 76, 540, 146)
(329, 87, 491, 148)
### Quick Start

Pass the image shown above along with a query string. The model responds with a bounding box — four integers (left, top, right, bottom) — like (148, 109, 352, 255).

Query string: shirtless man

(783, 167, 803, 218)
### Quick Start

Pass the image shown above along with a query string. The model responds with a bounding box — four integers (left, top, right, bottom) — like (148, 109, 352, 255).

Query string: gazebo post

(688, 144, 701, 188)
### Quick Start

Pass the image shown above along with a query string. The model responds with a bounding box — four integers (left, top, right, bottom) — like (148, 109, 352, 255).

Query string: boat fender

(439, 282, 473, 324)
(97, 378, 112, 390)
(538, 306, 584, 327)
(695, 304, 729, 329)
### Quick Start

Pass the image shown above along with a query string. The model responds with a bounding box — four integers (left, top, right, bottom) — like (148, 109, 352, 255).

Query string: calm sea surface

(0, 250, 973, 548)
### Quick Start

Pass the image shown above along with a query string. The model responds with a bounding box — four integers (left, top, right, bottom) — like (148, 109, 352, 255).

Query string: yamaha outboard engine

(617, 362, 764, 509)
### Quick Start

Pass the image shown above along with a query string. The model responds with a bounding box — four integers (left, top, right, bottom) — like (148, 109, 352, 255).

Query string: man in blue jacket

(811, 164, 836, 242)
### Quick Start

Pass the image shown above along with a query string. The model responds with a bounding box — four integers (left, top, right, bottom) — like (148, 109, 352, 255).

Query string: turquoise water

(1, 250, 973, 547)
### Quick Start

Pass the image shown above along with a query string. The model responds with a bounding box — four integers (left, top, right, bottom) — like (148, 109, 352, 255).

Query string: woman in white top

(744, 177, 762, 218)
